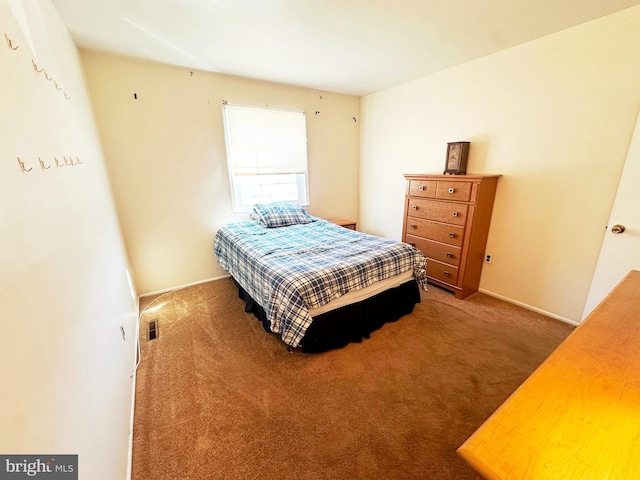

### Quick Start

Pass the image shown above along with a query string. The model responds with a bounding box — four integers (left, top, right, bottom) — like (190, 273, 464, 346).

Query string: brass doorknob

(611, 224, 626, 234)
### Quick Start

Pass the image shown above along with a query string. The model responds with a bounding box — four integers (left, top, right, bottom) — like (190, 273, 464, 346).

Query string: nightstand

(330, 219, 357, 230)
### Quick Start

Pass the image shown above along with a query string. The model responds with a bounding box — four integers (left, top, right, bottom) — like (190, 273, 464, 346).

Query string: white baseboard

(478, 288, 580, 327)
(126, 361, 136, 480)
(138, 274, 231, 299)
(126, 302, 141, 480)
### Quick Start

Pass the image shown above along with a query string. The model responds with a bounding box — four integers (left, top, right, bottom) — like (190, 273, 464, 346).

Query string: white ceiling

(51, 0, 639, 97)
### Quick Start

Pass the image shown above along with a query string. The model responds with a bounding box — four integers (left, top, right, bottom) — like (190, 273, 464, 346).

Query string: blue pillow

(251, 202, 315, 228)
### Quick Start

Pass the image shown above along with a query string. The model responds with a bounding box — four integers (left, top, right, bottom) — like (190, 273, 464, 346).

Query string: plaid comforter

(214, 219, 427, 348)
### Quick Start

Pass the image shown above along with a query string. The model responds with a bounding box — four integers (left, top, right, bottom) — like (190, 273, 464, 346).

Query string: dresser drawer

(405, 217, 464, 247)
(436, 181, 472, 202)
(407, 198, 468, 226)
(406, 235, 461, 266)
(409, 180, 437, 198)
(427, 259, 459, 285)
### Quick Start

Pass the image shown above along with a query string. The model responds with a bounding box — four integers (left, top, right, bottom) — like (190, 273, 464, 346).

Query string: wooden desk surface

(458, 270, 640, 480)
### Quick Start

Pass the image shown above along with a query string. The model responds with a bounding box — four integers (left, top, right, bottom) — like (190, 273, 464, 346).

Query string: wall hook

(54, 156, 64, 168)
(43, 70, 52, 81)
(38, 157, 51, 170)
(32, 59, 43, 73)
(17, 157, 32, 172)
(76, 156, 83, 164)
(53, 80, 62, 91)
(5, 33, 19, 50)
(63, 91, 70, 100)
(63, 156, 74, 166)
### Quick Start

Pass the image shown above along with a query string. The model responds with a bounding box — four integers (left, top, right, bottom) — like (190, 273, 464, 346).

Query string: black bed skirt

(235, 278, 421, 353)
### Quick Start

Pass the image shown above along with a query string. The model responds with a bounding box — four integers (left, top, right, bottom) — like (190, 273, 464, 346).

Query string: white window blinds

(222, 103, 309, 212)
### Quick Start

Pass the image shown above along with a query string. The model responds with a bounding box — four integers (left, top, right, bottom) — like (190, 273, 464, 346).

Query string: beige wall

(360, 7, 640, 323)
(80, 51, 361, 295)
(0, 1, 137, 478)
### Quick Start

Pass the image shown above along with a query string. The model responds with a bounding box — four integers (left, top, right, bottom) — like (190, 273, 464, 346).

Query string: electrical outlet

(484, 254, 492, 264)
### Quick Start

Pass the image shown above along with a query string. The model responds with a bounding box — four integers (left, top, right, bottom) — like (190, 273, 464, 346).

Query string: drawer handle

(446, 253, 453, 258)
(410, 224, 417, 229)
(452, 212, 458, 217)
(449, 232, 455, 238)
(448, 187, 455, 194)
(444, 271, 450, 277)
(418, 185, 424, 191)
(412, 205, 418, 210)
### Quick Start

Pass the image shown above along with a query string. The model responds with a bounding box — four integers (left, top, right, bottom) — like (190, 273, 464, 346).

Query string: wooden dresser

(458, 270, 640, 480)
(402, 174, 500, 299)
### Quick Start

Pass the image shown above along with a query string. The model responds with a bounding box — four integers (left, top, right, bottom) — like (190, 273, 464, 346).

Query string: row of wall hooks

(31, 59, 70, 99)
(17, 155, 84, 173)
(4, 31, 71, 100)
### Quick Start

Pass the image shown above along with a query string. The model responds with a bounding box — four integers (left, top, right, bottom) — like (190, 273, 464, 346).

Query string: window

(222, 103, 309, 212)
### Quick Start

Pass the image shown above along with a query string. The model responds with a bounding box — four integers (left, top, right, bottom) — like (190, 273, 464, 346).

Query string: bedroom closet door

(582, 110, 640, 320)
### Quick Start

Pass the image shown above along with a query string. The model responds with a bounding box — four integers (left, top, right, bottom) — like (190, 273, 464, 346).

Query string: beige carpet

(132, 278, 574, 479)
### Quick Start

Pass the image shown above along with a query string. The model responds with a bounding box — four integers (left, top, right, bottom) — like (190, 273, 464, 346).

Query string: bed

(214, 203, 428, 352)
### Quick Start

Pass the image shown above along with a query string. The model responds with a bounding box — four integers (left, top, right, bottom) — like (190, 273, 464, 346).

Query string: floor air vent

(148, 320, 158, 341)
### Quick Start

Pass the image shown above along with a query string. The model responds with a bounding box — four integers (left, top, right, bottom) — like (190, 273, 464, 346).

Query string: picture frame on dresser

(402, 173, 500, 299)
